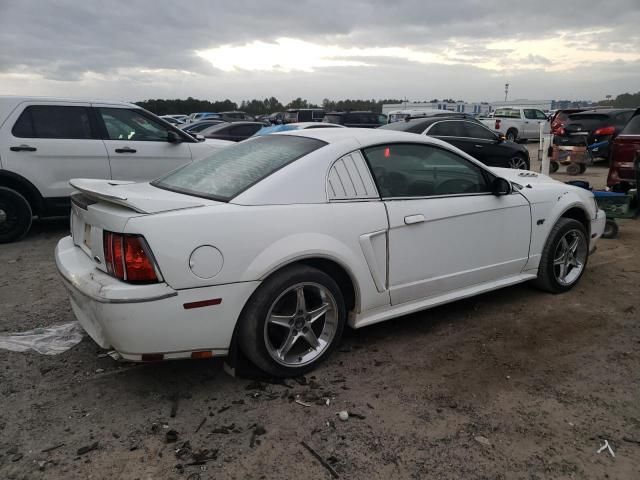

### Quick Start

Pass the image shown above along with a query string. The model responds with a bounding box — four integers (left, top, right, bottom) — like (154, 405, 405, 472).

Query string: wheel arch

(0, 170, 44, 215)
(258, 255, 359, 315)
(559, 205, 590, 238)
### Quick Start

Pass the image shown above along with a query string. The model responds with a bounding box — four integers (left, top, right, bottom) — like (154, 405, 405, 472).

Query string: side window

(462, 122, 496, 140)
(98, 108, 170, 141)
(524, 109, 546, 120)
(615, 111, 634, 125)
(230, 124, 261, 137)
(427, 121, 464, 137)
(363, 143, 490, 198)
(12, 105, 93, 139)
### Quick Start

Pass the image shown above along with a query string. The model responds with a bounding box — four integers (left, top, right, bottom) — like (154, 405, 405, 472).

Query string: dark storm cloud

(0, 0, 639, 100)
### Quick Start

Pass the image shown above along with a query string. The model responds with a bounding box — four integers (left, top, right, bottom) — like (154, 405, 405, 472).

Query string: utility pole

(504, 83, 510, 102)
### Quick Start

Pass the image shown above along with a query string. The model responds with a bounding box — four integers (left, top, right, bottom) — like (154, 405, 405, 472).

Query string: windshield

(152, 135, 326, 201)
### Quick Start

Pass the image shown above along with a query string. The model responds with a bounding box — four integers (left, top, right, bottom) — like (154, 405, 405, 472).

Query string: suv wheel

(0, 187, 33, 243)
(238, 265, 346, 377)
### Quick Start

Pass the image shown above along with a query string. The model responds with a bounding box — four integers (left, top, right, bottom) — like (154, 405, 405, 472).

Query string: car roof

(570, 108, 634, 115)
(380, 116, 477, 130)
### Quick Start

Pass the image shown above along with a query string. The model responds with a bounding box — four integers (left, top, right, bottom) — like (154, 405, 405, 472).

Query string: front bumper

(590, 209, 606, 253)
(55, 236, 259, 361)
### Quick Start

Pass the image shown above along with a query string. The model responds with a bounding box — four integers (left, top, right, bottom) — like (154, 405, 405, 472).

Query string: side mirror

(194, 134, 205, 142)
(491, 177, 512, 196)
(167, 131, 182, 143)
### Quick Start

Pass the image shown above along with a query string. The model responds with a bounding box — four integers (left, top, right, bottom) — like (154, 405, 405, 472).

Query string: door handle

(474, 144, 484, 148)
(10, 145, 37, 152)
(404, 214, 425, 225)
(115, 147, 137, 153)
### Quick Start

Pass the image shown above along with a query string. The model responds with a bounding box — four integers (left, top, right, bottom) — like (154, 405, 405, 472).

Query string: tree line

(596, 91, 640, 108)
(135, 96, 405, 116)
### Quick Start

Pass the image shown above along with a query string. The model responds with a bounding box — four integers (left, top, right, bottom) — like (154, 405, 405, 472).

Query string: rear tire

(506, 129, 518, 142)
(566, 163, 581, 175)
(238, 265, 346, 377)
(602, 219, 618, 239)
(0, 187, 33, 244)
(534, 218, 588, 293)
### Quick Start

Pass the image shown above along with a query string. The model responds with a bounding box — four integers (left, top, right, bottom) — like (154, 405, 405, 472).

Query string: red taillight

(495, 119, 501, 129)
(594, 126, 615, 136)
(556, 127, 565, 136)
(103, 231, 158, 283)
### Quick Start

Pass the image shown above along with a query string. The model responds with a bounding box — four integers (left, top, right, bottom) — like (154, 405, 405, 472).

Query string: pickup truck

(480, 106, 549, 142)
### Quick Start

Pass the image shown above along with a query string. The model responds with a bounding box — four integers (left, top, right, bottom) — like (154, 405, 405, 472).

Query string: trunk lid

(68, 179, 219, 273)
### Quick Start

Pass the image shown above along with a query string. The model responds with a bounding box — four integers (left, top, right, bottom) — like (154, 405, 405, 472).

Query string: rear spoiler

(69, 179, 208, 214)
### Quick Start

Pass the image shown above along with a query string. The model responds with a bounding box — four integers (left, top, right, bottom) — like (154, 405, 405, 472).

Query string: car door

(362, 142, 531, 305)
(523, 109, 547, 138)
(225, 124, 262, 141)
(458, 121, 508, 167)
(0, 102, 110, 203)
(425, 120, 479, 157)
(94, 106, 193, 182)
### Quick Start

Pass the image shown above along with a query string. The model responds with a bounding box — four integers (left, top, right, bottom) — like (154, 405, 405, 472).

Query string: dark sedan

(200, 121, 265, 142)
(554, 109, 635, 161)
(380, 116, 530, 169)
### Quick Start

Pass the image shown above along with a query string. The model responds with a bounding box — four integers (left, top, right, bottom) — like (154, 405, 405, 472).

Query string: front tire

(508, 154, 529, 170)
(534, 218, 588, 293)
(0, 187, 33, 244)
(238, 265, 346, 377)
(506, 128, 518, 142)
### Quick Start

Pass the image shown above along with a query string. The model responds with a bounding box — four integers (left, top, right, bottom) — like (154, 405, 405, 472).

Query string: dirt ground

(1, 158, 639, 480)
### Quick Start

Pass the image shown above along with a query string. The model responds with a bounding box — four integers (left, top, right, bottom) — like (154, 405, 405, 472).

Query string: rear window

(493, 108, 521, 119)
(568, 113, 608, 121)
(152, 135, 326, 201)
(621, 115, 640, 135)
(379, 120, 429, 134)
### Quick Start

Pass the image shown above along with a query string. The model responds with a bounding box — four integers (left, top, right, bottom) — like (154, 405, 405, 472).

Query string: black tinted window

(12, 106, 93, 139)
(364, 143, 490, 198)
(153, 136, 326, 201)
(229, 124, 261, 136)
(621, 115, 640, 135)
(427, 121, 465, 136)
(462, 122, 496, 140)
(324, 114, 343, 124)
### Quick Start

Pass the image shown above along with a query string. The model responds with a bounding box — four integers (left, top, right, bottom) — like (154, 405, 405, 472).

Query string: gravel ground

(1, 161, 639, 479)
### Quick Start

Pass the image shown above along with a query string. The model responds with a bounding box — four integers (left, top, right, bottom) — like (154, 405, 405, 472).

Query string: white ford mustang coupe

(55, 129, 606, 377)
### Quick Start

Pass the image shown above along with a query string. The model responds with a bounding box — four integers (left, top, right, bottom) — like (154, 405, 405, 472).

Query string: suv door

(0, 102, 110, 208)
(362, 143, 531, 305)
(95, 106, 193, 182)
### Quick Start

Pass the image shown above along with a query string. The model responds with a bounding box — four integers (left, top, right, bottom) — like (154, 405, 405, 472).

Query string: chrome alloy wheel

(553, 229, 587, 286)
(264, 282, 338, 367)
(508, 156, 528, 169)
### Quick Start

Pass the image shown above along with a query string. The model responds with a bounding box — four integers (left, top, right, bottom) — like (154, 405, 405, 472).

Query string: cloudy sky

(1, 0, 639, 104)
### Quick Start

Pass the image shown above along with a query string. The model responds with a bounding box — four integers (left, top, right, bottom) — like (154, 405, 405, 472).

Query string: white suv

(0, 96, 231, 242)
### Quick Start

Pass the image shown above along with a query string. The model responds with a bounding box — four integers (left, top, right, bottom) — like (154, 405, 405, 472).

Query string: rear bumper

(590, 209, 606, 253)
(55, 236, 259, 360)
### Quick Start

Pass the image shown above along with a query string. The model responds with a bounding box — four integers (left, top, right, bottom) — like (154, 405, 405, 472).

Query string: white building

(382, 99, 552, 116)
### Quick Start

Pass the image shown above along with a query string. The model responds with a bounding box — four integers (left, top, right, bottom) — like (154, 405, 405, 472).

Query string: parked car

(322, 111, 385, 128)
(479, 106, 549, 142)
(553, 109, 635, 161)
(55, 128, 605, 377)
(387, 109, 445, 123)
(180, 119, 227, 134)
(188, 112, 221, 123)
(267, 112, 285, 125)
(607, 108, 640, 189)
(549, 109, 590, 135)
(283, 109, 325, 124)
(254, 122, 345, 136)
(169, 115, 190, 124)
(0, 96, 231, 243)
(219, 111, 254, 122)
(200, 121, 264, 141)
(380, 116, 530, 169)
(159, 115, 184, 126)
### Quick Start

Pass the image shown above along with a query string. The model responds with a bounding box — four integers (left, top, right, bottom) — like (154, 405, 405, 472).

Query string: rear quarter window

(621, 115, 640, 135)
(12, 105, 94, 139)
